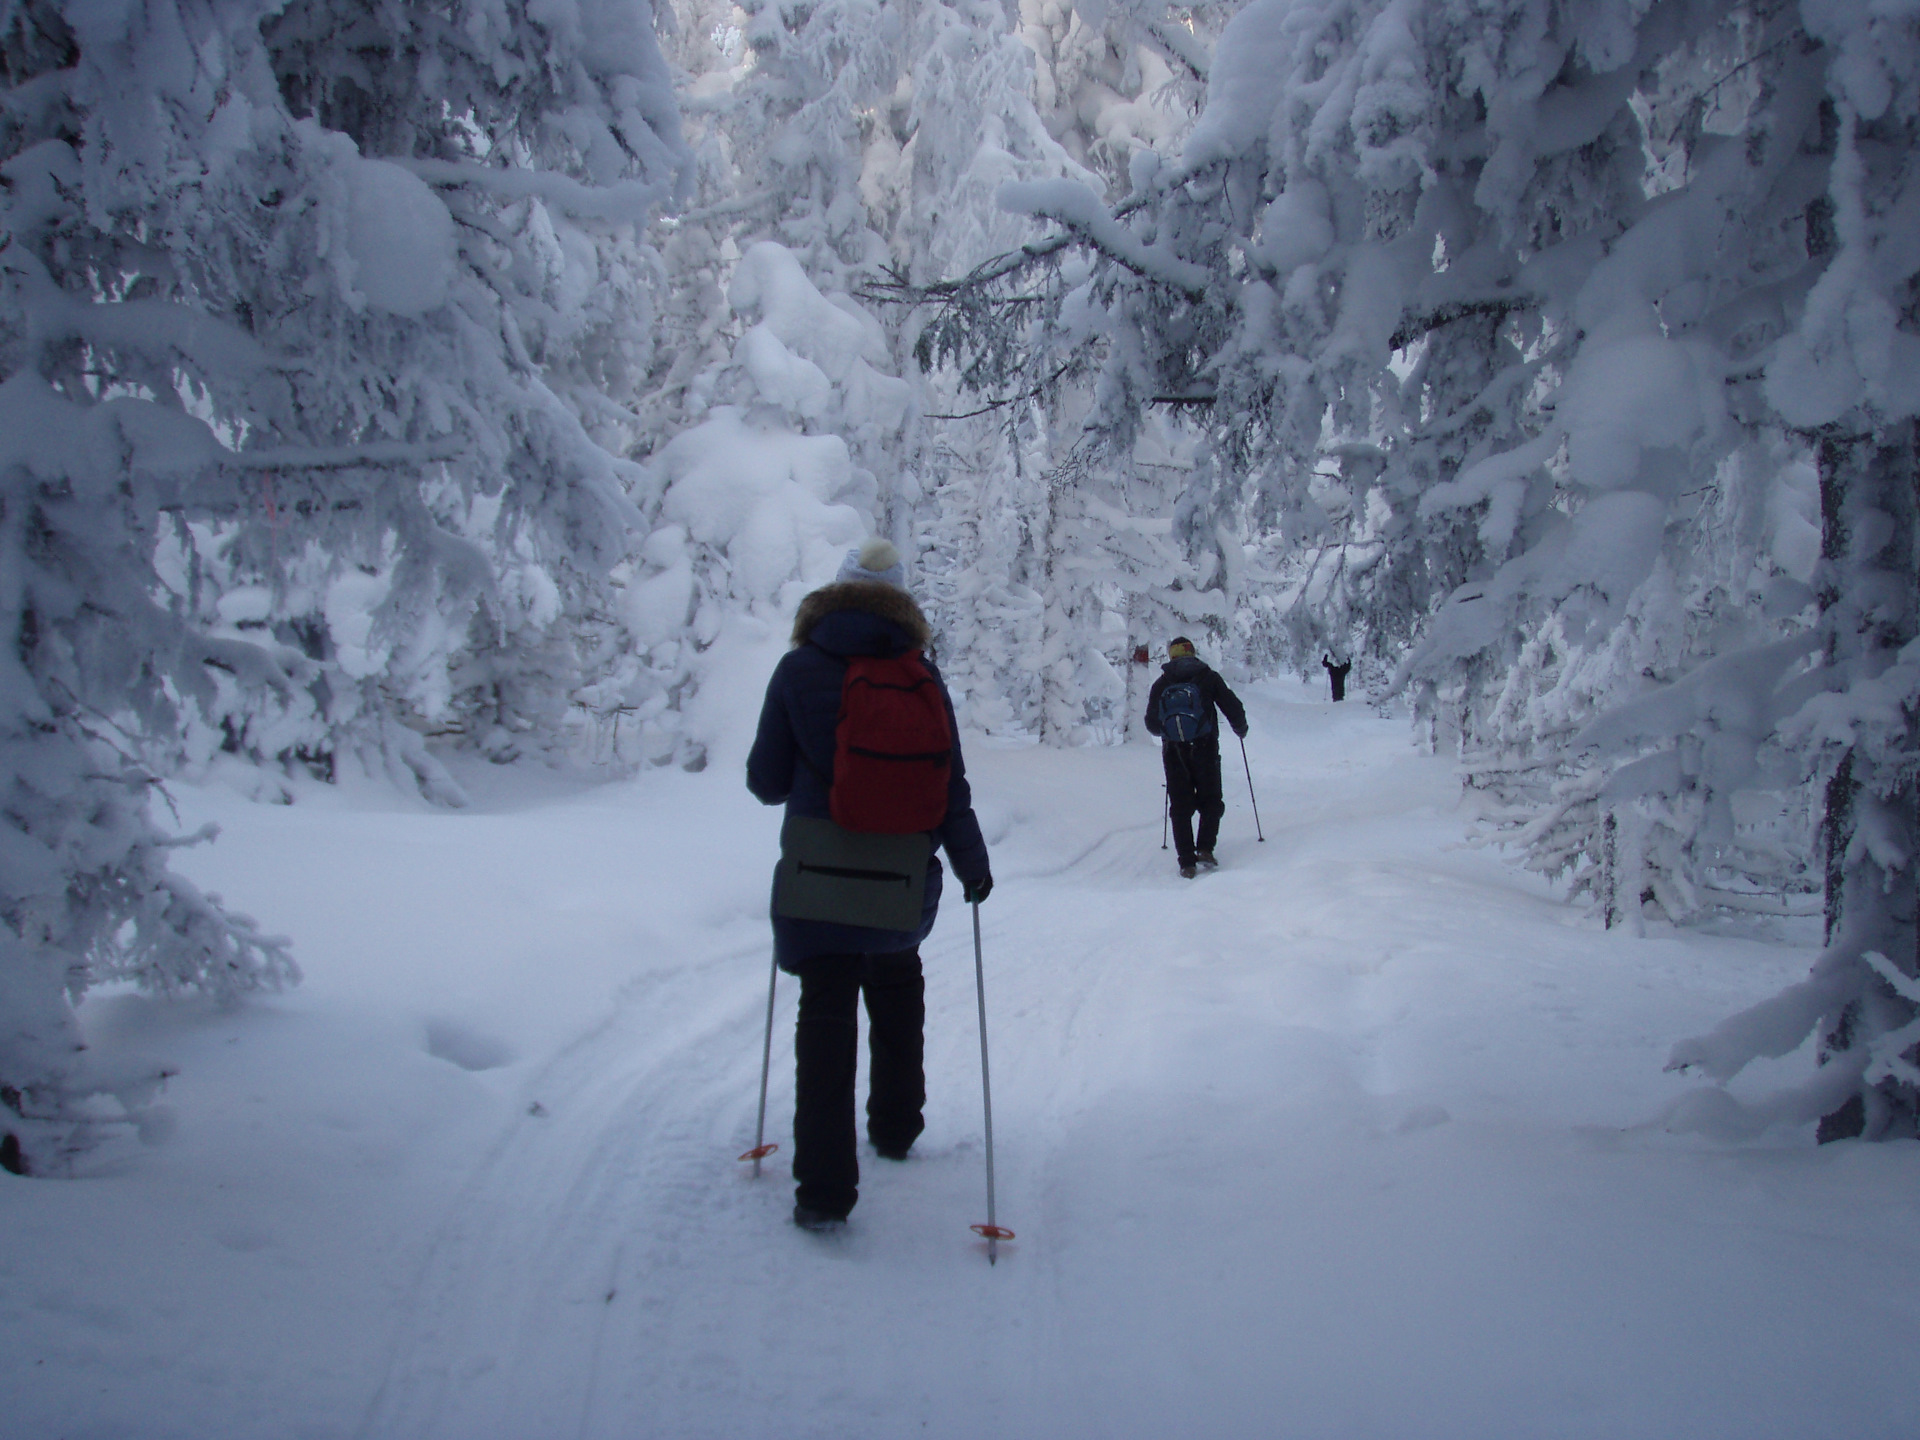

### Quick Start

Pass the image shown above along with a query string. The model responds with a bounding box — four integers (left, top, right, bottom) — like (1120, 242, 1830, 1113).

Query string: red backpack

(831, 652, 952, 834)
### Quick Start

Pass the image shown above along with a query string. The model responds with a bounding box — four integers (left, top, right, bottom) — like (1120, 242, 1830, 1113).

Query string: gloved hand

(1234, 725, 1249, 739)
(963, 873, 993, 905)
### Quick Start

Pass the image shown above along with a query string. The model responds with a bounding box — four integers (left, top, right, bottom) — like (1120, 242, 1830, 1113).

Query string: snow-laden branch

(997, 181, 1210, 298)
(226, 440, 462, 471)
(1386, 299, 1527, 353)
(924, 361, 1078, 420)
(1776, 636, 1920, 754)
(1418, 432, 1559, 519)
(1660, 1056, 1865, 1141)
(1143, 19, 1209, 82)
(398, 159, 669, 225)
(1579, 635, 1824, 758)
(195, 635, 304, 695)
(1665, 953, 1858, 1082)
(10, 252, 271, 379)
(1862, 951, 1920, 1006)
(669, 190, 784, 227)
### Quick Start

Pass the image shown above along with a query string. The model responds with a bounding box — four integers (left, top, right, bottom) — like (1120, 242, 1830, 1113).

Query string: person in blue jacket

(746, 538, 993, 1231)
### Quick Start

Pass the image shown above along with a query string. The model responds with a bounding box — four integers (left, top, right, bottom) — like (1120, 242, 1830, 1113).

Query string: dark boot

(793, 1204, 848, 1232)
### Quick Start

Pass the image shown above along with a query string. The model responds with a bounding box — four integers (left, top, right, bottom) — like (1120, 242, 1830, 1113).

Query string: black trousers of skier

(1163, 738, 1223, 866)
(792, 949, 926, 1217)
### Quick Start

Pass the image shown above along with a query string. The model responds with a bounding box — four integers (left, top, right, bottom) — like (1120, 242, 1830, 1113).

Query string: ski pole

(1238, 733, 1265, 842)
(738, 954, 780, 1174)
(968, 901, 1014, 1262)
(1161, 780, 1170, 850)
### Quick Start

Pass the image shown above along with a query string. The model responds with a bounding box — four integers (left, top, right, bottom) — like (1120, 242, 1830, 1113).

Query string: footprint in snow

(424, 1019, 516, 1072)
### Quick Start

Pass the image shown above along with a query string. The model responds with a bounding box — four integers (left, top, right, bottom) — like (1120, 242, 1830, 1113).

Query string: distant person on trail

(1322, 654, 1352, 702)
(746, 537, 993, 1234)
(1145, 637, 1247, 880)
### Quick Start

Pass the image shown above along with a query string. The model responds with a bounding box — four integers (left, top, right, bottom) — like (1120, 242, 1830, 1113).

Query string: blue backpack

(1158, 679, 1214, 743)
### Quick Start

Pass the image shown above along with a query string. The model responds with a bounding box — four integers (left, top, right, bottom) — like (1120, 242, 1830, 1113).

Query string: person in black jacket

(1144, 637, 1247, 878)
(746, 539, 992, 1232)
(1322, 653, 1353, 701)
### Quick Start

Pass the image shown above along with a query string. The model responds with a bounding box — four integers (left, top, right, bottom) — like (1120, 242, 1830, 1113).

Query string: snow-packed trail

(9, 681, 1920, 1439)
(352, 689, 1393, 1438)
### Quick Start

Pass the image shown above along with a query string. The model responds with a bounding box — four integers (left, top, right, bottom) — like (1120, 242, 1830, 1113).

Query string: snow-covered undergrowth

(4, 682, 1915, 1439)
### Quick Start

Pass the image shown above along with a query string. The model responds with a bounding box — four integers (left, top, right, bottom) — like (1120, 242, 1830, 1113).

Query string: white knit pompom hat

(836, 536, 906, 588)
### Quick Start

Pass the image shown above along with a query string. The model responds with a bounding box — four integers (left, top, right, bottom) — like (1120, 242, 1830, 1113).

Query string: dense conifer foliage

(0, 0, 685, 1166)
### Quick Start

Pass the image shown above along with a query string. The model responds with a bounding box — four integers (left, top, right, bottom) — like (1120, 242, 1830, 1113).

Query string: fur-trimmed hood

(791, 581, 932, 651)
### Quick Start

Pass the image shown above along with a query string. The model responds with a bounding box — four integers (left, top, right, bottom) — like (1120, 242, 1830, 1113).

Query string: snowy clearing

(6, 680, 1917, 1440)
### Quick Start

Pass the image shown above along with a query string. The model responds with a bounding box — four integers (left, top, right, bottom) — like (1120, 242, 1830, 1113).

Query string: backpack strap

(793, 640, 846, 784)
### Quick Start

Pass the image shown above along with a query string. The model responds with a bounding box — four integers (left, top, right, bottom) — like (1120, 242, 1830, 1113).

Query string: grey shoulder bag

(774, 813, 931, 931)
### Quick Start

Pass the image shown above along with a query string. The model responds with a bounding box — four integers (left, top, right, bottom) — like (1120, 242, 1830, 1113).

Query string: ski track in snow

(357, 819, 1185, 1438)
(360, 946, 775, 1438)
(357, 718, 1300, 1438)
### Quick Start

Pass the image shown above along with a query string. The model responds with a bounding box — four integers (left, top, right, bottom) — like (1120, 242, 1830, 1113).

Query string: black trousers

(791, 949, 926, 1217)
(1163, 739, 1223, 865)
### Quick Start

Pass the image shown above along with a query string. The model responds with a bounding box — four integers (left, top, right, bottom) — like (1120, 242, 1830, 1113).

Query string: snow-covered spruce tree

(1436, 21, 1839, 930)
(1530, 8, 1920, 1138)
(619, 239, 900, 768)
(0, 0, 685, 1170)
(981, 0, 1764, 696)
(244, 0, 688, 771)
(1665, 419, 1917, 1139)
(633, 0, 1234, 746)
(0, 0, 303, 1170)
(879, 0, 1236, 740)
(645, 0, 911, 480)
(597, 0, 922, 766)
(1468, 444, 1826, 930)
(1788, 426, 1920, 1140)
(948, 1, 1856, 901)
(877, 0, 1091, 737)
(851, 2, 1053, 735)
(117, 0, 690, 784)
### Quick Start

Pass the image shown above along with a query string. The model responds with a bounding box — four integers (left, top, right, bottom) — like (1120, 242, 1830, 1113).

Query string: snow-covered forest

(2, 0, 1917, 1429)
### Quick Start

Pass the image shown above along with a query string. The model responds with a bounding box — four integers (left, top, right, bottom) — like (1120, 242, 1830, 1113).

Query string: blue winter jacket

(746, 582, 992, 971)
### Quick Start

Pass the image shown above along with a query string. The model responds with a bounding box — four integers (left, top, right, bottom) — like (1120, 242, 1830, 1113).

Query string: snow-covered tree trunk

(1659, 9, 1920, 1139)
(1806, 425, 1918, 1140)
